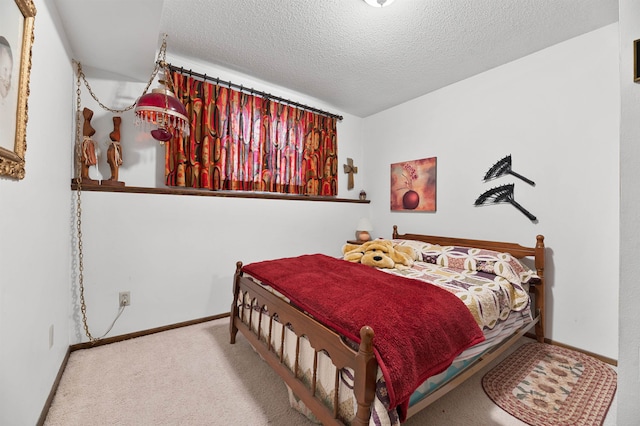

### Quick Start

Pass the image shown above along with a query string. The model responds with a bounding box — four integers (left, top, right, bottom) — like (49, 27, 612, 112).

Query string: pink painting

(390, 157, 437, 211)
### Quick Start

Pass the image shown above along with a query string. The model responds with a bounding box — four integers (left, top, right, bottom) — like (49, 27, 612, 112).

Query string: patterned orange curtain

(166, 71, 338, 195)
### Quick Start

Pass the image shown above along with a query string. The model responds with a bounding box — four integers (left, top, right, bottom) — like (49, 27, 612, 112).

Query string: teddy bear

(342, 239, 417, 269)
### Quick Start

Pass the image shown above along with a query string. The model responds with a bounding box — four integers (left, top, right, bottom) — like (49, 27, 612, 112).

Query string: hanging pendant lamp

(134, 35, 189, 142)
(135, 72, 189, 142)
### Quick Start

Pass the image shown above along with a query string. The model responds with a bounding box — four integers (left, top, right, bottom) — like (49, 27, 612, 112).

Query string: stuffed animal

(342, 239, 417, 269)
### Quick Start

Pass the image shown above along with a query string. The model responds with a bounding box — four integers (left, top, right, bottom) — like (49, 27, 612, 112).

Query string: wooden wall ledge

(70, 182, 370, 204)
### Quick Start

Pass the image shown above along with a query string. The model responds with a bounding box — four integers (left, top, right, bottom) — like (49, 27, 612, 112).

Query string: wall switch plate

(49, 324, 54, 349)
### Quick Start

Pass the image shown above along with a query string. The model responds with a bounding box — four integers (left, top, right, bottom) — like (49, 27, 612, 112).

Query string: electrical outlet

(119, 291, 131, 307)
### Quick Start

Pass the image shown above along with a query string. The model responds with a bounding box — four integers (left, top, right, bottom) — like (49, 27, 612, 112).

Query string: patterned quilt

(390, 239, 538, 329)
(384, 262, 528, 329)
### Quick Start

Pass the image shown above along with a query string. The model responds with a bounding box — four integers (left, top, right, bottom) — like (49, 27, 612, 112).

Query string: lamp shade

(355, 217, 373, 242)
(356, 217, 373, 232)
(135, 81, 189, 142)
(363, 0, 396, 7)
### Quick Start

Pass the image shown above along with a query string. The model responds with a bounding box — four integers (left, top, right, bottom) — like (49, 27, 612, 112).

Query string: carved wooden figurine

(103, 116, 125, 186)
(80, 107, 98, 184)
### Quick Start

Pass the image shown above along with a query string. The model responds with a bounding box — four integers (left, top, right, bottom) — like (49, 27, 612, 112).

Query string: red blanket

(242, 254, 485, 419)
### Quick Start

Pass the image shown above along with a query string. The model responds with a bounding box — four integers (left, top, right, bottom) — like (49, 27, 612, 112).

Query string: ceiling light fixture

(363, 0, 396, 7)
(134, 35, 189, 142)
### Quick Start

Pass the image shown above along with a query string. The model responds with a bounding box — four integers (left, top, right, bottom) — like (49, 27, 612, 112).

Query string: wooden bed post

(353, 326, 377, 426)
(534, 235, 545, 343)
(229, 261, 243, 344)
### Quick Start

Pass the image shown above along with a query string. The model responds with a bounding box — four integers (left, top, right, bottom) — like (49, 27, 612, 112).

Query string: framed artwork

(0, 0, 36, 179)
(390, 157, 437, 211)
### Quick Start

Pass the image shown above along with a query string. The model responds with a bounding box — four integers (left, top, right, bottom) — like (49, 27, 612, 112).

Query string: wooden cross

(343, 158, 358, 190)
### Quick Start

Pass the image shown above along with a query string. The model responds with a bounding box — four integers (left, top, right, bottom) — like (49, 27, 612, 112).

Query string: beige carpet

(45, 318, 617, 425)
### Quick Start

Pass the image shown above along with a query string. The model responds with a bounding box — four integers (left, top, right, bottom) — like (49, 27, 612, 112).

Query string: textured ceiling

(52, 0, 618, 118)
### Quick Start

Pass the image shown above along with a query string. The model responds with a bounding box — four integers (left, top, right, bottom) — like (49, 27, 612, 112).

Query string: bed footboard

(230, 262, 377, 426)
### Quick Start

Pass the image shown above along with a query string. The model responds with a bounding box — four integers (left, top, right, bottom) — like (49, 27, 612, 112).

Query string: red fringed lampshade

(135, 82, 189, 142)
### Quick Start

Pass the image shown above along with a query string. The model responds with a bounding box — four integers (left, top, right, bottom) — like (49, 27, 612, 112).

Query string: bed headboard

(392, 225, 545, 282)
(393, 224, 544, 264)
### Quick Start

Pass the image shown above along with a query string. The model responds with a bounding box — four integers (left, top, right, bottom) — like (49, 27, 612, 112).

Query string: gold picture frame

(0, 0, 36, 179)
(635, 39, 640, 83)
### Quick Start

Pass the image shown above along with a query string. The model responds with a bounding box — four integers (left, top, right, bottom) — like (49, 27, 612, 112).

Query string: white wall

(71, 56, 368, 341)
(618, 0, 640, 422)
(0, 0, 73, 424)
(363, 25, 620, 360)
(1, 2, 629, 423)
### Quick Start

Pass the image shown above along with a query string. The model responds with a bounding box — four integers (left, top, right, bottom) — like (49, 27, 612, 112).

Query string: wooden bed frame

(229, 226, 546, 425)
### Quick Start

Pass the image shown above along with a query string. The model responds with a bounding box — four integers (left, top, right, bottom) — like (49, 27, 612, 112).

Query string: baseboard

(524, 332, 617, 366)
(69, 313, 229, 351)
(546, 337, 617, 366)
(39, 313, 230, 423)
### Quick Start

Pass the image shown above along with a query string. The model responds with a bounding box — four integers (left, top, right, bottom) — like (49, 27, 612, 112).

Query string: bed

(229, 226, 545, 425)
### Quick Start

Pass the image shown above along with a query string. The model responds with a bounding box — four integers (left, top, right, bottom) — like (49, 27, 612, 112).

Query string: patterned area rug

(482, 342, 616, 426)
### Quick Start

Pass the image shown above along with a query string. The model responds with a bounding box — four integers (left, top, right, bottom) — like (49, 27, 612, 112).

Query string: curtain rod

(168, 64, 343, 121)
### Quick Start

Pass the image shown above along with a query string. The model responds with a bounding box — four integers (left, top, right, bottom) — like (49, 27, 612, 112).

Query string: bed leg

(531, 285, 545, 343)
(230, 261, 243, 344)
(353, 326, 376, 426)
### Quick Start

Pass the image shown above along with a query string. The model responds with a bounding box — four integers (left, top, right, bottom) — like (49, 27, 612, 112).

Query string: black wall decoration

(475, 184, 536, 221)
(484, 155, 535, 186)
(476, 155, 537, 222)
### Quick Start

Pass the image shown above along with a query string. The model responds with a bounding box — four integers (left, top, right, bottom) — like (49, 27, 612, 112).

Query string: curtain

(165, 71, 338, 196)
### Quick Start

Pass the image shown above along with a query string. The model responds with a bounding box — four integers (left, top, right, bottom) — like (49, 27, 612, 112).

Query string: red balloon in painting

(402, 190, 420, 209)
